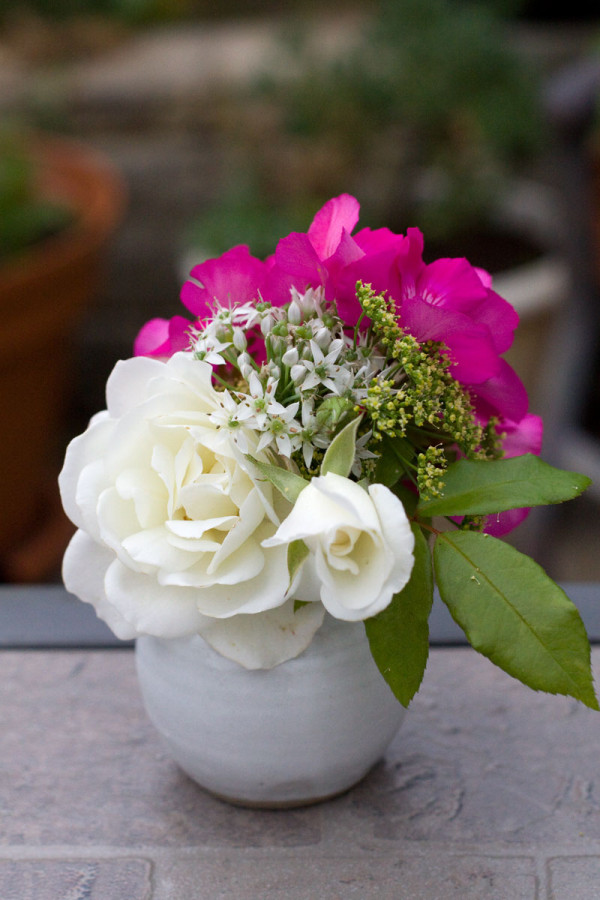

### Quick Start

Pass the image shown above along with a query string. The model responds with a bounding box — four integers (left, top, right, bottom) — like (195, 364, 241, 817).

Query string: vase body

(135, 614, 405, 808)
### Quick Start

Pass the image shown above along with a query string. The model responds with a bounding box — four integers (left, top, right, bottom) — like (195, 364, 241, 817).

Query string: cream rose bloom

(59, 352, 324, 667)
(263, 471, 415, 621)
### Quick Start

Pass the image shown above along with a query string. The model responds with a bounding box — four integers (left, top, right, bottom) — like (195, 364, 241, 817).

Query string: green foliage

(184, 179, 319, 259)
(324, 403, 596, 708)
(0, 0, 186, 25)
(434, 531, 599, 709)
(0, 131, 72, 263)
(243, 0, 544, 243)
(287, 539, 310, 590)
(247, 455, 308, 503)
(418, 455, 592, 517)
(365, 524, 434, 707)
(321, 416, 362, 478)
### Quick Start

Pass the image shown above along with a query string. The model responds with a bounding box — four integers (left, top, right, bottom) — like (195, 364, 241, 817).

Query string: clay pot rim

(0, 134, 126, 293)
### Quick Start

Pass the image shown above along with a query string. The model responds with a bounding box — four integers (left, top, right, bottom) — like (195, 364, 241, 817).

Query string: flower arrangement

(59, 194, 597, 709)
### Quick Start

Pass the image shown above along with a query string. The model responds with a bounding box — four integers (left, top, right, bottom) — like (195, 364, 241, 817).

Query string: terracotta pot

(0, 136, 125, 581)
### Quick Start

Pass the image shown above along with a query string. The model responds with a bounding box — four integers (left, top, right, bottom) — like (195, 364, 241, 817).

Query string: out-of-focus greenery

(0, 131, 72, 264)
(191, 0, 544, 256)
(0, 0, 371, 25)
(255, 0, 544, 240)
(184, 178, 319, 260)
(0, 0, 189, 25)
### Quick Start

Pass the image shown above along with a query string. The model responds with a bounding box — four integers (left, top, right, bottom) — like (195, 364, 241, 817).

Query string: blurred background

(1, 0, 600, 584)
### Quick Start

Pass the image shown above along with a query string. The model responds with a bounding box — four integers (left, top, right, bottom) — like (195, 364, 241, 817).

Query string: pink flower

(281, 201, 519, 390)
(380, 228, 518, 385)
(484, 412, 544, 536)
(133, 316, 191, 358)
(272, 194, 363, 299)
(180, 245, 274, 318)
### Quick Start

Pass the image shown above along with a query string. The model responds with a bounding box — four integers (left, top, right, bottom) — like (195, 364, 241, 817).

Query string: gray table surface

(2, 584, 600, 899)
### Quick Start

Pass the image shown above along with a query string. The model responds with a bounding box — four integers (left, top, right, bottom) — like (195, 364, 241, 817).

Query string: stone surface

(547, 855, 600, 899)
(151, 852, 538, 900)
(0, 859, 152, 900)
(2, 643, 600, 897)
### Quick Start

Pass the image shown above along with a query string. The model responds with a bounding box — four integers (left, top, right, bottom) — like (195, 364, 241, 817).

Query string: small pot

(135, 614, 405, 808)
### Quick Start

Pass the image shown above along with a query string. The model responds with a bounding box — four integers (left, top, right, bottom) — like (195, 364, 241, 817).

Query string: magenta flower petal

(484, 506, 531, 536)
(133, 315, 191, 358)
(353, 226, 406, 256)
(481, 413, 543, 536)
(400, 293, 500, 384)
(181, 245, 269, 317)
(472, 359, 529, 422)
(307, 193, 360, 259)
(471, 287, 519, 354)
(335, 245, 403, 326)
(274, 231, 327, 292)
(421, 257, 489, 314)
(500, 412, 543, 458)
(134, 318, 170, 356)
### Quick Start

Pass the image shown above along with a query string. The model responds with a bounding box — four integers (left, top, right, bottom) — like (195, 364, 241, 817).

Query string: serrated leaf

(287, 539, 309, 590)
(246, 456, 308, 503)
(434, 530, 598, 709)
(365, 524, 433, 707)
(418, 454, 591, 517)
(321, 415, 362, 478)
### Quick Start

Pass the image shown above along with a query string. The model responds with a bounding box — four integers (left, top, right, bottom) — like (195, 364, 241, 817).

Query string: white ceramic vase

(135, 614, 406, 808)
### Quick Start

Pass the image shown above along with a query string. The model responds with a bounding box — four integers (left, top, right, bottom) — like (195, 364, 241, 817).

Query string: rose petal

(62, 530, 138, 641)
(199, 598, 326, 669)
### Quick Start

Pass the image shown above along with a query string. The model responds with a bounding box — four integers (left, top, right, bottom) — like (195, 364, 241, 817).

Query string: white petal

(59, 412, 113, 531)
(199, 598, 326, 669)
(62, 530, 137, 640)
(104, 558, 206, 638)
(122, 526, 198, 573)
(369, 483, 415, 593)
(105, 356, 167, 417)
(190, 541, 290, 618)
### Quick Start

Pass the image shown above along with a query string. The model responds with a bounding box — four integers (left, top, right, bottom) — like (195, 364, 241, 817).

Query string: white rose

(59, 352, 324, 665)
(263, 471, 415, 621)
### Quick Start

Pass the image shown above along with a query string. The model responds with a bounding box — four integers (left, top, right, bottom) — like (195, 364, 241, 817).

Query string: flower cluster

(60, 195, 596, 709)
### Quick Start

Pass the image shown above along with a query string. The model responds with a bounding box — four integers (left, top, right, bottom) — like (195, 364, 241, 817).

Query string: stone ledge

(2, 643, 600, 897)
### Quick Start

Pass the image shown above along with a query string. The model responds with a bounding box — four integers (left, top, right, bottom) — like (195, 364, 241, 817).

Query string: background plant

(191, 0, 543, 262)
(0, 129, 72, 264)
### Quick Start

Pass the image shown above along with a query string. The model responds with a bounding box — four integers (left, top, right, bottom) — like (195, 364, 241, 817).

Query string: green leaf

(391, 481, 419, 518)
(287, 539, 310, 590)
(246, 456, 308, 503)
(434, 530, 599, 709)
(315, 396, 354, 430)
(321, 416, 362, 478)
(418, 454, 591, 518)
(365, 524, 434, 707)
(373, 435, 414, 488)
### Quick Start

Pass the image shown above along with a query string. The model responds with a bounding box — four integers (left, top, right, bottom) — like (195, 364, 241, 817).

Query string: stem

(211, 370, 235, 391)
